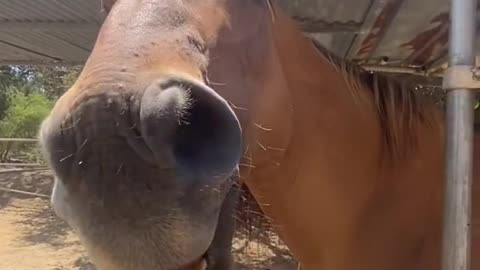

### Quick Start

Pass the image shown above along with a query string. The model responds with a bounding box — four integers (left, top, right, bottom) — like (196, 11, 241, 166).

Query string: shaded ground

(0, 170, 297, 270)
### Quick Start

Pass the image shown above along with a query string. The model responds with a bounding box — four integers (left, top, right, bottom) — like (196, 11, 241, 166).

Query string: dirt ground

(0, 170, 297, 270)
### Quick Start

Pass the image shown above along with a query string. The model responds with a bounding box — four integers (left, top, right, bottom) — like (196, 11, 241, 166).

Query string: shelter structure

(1, 0, 479, 270)
(0, 0, 475, 79)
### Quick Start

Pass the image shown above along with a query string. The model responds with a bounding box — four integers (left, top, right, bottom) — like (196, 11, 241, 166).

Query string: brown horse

(38, 0, 480, 270)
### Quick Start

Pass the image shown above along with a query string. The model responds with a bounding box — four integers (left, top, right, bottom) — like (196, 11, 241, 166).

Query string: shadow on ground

(0, 170, 52, 210)
(0, 170, 74, 248)
(15, 198, 74, 248)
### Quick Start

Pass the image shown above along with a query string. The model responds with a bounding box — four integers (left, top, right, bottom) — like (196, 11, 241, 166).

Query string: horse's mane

(309, 39, 443, 160)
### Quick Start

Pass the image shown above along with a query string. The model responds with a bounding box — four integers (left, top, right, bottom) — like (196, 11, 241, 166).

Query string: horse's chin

(80, 238, 211, 270)
(51, 176, 218, 270)
(178, 257, 208, 270)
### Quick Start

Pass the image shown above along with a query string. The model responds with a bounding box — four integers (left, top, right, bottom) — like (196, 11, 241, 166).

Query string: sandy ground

(0, 170, 297, 270)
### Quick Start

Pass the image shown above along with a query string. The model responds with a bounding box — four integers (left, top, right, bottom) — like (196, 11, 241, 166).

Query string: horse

(38, 0, 480, 269)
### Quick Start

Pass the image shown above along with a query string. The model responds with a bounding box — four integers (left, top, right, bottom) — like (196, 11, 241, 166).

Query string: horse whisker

(239, 163, 256, 168)
(78, 138, 88, 150)
(256, 140, 267, 151)
(209, 81, 227, 86)
(242, 155, 252, 161)
(59, 153, 74, 162)
(227, 101, 248, 111)
(267, 146, 285, 152)
(116, 164, 125, 174)
(254, 123, 273, 131)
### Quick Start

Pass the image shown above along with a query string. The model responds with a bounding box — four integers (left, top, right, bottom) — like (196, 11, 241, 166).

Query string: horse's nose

(40, 76, 242, 188)
(140, 77, 242, 178)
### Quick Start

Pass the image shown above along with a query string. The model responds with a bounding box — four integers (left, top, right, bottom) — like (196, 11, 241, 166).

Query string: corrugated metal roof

(1, 0, 479, 81)
(0, 0, 101, 65)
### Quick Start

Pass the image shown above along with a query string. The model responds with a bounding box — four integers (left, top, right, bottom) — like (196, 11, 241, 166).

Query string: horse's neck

(238, 6, 447, 270)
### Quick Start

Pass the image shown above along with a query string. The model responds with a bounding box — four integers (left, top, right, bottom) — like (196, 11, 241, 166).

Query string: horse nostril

(140, 77, 242, 178)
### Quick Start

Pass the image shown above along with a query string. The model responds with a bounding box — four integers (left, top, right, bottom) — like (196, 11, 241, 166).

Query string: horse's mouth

(199, 257, 208, 270)
(178, 256, 208, 270)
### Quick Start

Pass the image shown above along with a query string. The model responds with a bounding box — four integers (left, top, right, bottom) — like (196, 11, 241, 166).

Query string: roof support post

(441, 0, 478, 270)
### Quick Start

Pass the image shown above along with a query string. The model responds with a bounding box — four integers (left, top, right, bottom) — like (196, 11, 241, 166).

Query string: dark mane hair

(309, 39, 443, 160)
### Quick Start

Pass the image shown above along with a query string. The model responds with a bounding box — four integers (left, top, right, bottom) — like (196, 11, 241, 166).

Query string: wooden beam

(0, 138, 38, 142)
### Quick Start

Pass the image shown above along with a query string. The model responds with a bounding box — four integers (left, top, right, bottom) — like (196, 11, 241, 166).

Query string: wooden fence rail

(0, 138, 44, 168)
(0, 138, 38, 143)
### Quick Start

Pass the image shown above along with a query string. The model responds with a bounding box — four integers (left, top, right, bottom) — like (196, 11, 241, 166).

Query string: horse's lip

(175, 256, 207, 270)
(200, 257, 207, 270)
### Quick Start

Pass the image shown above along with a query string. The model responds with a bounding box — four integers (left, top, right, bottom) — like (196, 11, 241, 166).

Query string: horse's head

(39, 1, 245, 269)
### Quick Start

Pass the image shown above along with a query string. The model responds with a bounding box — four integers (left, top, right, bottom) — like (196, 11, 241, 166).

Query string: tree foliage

(0, 64, 81, 162)
(0, 66, 37, 120)
(0, 87, 53, 137)
(0, 87, 53, 162)
(31, 65, 81, 100)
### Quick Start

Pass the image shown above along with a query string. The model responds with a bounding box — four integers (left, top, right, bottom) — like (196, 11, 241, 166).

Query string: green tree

(0, 65, 38, 120)
(0, 87, 53, 162)
(31, 65, 81, 100)
(0, 64, 80, 162)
